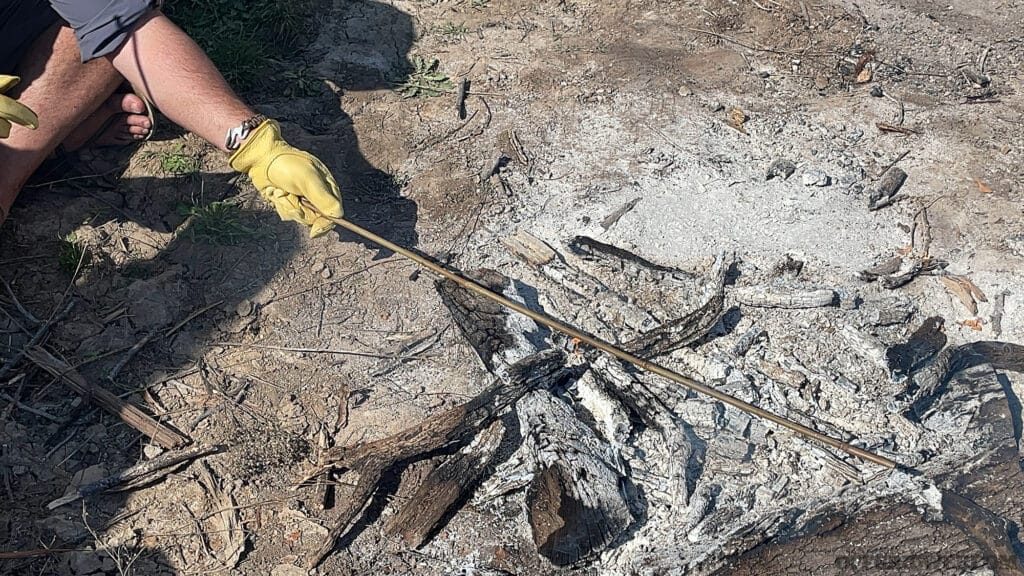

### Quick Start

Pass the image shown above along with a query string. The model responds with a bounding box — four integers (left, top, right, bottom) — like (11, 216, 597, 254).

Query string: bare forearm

(107, 11, 252, 152)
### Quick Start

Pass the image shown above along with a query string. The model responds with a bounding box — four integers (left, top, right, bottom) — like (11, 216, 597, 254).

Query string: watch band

(224, 114, 269, 151)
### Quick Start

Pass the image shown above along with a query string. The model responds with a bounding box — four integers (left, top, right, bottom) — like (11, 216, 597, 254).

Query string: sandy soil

(1, 0, 1022, 574)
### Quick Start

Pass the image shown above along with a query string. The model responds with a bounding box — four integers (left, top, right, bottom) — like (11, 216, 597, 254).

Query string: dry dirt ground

(1, 0, 1023, 574)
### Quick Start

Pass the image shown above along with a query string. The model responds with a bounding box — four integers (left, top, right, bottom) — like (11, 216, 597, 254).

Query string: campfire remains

(299, 232, 1024, 573)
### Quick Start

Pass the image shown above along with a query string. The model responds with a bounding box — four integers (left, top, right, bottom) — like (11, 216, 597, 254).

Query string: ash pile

(308, 232, 1024, 574)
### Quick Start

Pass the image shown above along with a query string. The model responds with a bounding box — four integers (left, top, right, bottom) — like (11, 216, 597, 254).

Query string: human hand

(230, 120, 343, 237)
(0, 75, 39, 138)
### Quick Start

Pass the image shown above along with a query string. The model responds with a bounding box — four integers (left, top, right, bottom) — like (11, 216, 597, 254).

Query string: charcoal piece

(886, 316, 947, 376)
(385, 419, 506, 547)
(904, 341, 1024, 420)
(523, 391, 633, 566)
(765, 159, 797, 181)
(868, 167, 907, 210)
(435, 270, 517, 372)
(568, 235, 678, 274)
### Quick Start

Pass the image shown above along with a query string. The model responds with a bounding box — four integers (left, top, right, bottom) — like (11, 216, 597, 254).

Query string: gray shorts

(1, 0, 156, 74)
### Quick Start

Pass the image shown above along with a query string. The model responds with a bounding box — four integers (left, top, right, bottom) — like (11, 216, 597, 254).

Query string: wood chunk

(386, 419, 506, 548)
(904, 341, 1024, 421)
(868, 167, 908, 210)
(568, 235, 679, 274)
(502, 231, 557, 267)
(620, 253, 728, 356)
(886, 316, 947, 377)
(941, 490, 1024, 576)
(992, 291, 1007, 338)
(522, 391, 632, 566)
(840, 325, 890, 371)
(601, 198, 641, 231)
(436, 270, 518, 372)
(857, 256, 902, 281)
(306, 350, 570, 569)
(732, 287, 836, 309)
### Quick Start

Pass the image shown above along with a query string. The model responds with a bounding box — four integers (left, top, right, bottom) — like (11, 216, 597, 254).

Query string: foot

(61, 93, 152, 152)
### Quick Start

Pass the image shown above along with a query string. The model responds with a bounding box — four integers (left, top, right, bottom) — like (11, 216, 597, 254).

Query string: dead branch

(384, 419, 506, 547)
(304, 349, 570, 569)
(47, 444, 221, 509)
(0, 298, 76, 382)
(26, 346, 190, 449)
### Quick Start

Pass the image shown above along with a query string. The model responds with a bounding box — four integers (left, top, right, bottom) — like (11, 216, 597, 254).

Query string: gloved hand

(230, 119, 343, 237)
(0, 75, 39, 138)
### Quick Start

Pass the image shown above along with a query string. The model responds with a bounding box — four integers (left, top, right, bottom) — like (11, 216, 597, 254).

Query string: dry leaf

(960, 276, 988, 303)
(974, 178, 993, 193)
(856, 69, 873, 83)
(939, 275, 978, 315)
(896, 245, 914, 256)
(727, 108, 748, 133)
(959, 318, 983, 331)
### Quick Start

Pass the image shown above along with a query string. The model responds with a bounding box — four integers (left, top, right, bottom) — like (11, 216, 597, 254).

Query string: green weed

(396, 56, 455, 98)
(176, 200, 264, 246)
(165, 0, 315, 90)
(57, 232, 90, 273)
(435, 21, 468, 43)
(158, 144, 200, 175)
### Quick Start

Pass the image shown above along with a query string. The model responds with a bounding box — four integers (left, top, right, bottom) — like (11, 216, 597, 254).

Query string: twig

(0, 274, 39, 325)
(979, 46, 992, 74)
(0, 298, 76, 382)
(0, 256, 46, 266)
(0, 548, 79, 559)
(27, 347, 190, 449)
(686, 27, 797, 55)
(47, 444, 221, 509)
(215, 342, 436, 362)
(0, 393, 61, 422)
(165, 300, 224, 339)
(107, 329, 160, 382)
(874, 149, 910, 180)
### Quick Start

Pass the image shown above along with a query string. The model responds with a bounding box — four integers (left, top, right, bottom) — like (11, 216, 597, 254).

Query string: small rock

(69, 550, 105, 575)
(814, 74, 829, 90)
(870, 85, 884, 97)
(311, 261, 325, 274)
(320, 266, 332, 279)
(802, 169, 831, 187)
(677, 85, 693, 97)
(236, 299, 255, 317)
(271, 565, 308, 576)
(70, 464, 107, 489)
(765, 159, 797, 181)
(709, 100, 725, 112)
(143, 444, 164, 459)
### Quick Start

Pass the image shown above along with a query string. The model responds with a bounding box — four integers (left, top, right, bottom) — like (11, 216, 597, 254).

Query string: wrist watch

(224, 113, 268, 151)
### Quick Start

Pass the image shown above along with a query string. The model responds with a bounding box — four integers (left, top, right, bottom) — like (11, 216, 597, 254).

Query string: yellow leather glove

(0, 75, 39, 139)
(229, 120, 343, 237)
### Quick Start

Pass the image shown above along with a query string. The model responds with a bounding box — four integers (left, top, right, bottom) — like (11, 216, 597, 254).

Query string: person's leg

(109, 11, 254, 153)
(0, 23, 125, 220)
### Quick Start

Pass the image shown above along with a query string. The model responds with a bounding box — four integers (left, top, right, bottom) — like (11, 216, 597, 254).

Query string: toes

(125, 114, 152, 130)
(119, 93, 147, 115)
(127, 124, 151, 136)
